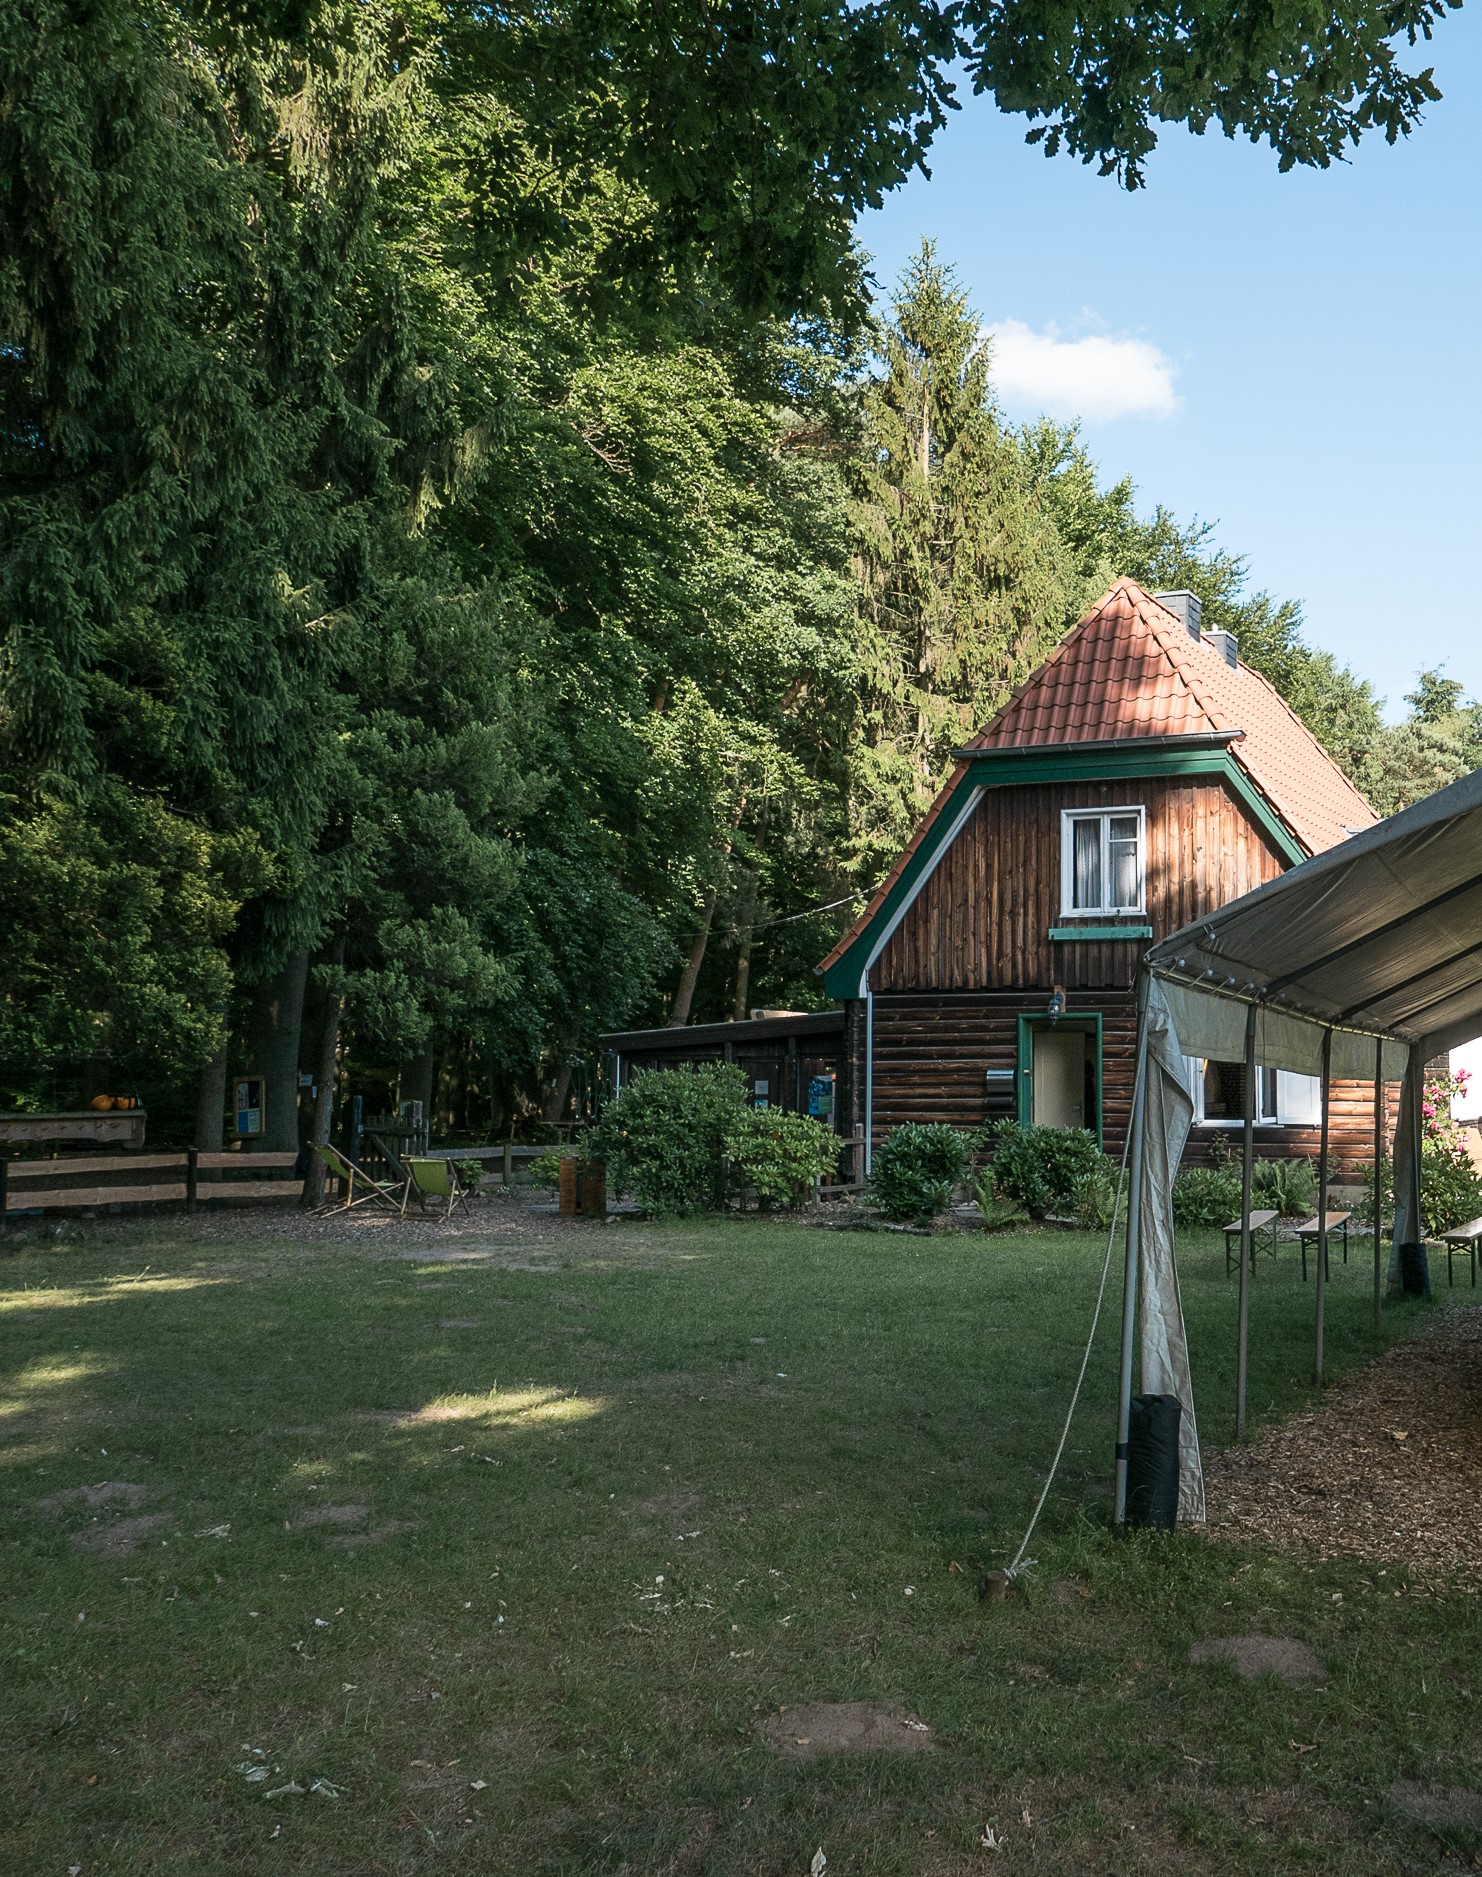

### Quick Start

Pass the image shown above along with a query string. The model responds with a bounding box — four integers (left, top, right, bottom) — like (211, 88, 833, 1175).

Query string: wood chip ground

(1204, 1303, 1482, 1578)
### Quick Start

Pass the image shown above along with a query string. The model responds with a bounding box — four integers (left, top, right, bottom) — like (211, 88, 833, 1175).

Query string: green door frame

(1017, 1013, 1104, 1146)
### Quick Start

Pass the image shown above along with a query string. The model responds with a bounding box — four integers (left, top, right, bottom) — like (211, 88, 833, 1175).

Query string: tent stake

(1315, 1027, 1332, 1385)
(1373, 1036, 1384, 1331)
(1236, 1003, 1256, 1440)
(1113, 993, 1152, 1526)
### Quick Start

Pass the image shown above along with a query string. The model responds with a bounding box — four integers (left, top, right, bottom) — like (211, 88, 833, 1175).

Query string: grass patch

(2, 1216, 1478, 1873)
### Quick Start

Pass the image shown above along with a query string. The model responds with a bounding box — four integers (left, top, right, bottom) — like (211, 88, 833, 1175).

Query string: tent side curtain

(1155, 977, 1411, 1082)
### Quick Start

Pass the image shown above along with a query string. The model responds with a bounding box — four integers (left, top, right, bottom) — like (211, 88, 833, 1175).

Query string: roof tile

(817, 579, 1378, 978)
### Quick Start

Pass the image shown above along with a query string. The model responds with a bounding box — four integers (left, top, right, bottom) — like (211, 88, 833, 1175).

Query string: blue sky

(856, 11, 1481, 720)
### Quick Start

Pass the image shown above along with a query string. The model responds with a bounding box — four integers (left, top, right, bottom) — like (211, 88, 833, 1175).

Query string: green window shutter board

(1049, 924, 1153, 942)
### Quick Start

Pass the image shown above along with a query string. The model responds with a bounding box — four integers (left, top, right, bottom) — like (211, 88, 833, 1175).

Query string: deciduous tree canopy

(0, 0, 1463, 1139)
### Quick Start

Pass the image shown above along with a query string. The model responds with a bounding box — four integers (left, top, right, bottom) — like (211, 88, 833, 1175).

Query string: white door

(1033, 1028, 1085, 1129)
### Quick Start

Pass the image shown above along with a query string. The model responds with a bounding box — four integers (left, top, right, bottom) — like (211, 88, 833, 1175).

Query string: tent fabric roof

(966, 580, 1378, 856)
(1144, 766, 1482, 1058)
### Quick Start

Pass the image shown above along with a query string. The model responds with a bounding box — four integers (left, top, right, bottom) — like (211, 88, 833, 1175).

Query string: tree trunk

(246, 951, 310, 1155)
(194, 1041, 228, 1152)
(668, 890, 716, 1027)
(731, 872, 759, 1021)
(304, 942, 345, 1205)
(405, 1049, 436, 1116)
(543, 1057, 574, 1126)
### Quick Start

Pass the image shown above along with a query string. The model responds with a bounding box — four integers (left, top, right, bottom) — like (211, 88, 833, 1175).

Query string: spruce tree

(850, 241, 1068, 874)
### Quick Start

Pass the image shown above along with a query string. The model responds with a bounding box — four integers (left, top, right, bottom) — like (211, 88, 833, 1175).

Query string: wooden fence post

(186, 1148, 199, 1213)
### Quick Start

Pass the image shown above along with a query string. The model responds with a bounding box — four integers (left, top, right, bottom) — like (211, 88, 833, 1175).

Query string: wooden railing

(1, 1150, 304, 1222)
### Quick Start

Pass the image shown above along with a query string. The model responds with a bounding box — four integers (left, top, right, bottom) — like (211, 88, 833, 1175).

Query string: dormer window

(1061, 807, 1146, 916)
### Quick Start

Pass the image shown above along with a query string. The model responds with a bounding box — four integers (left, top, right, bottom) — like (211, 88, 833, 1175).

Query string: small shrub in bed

(1251, 1156, 1316, 1218)
(871, 1123, 972, 1223)
(1171, 1164, 1243, 1229)
(589, 1063, 749, 1215)
(989, 1121, 1101, 1219)
(722, 1108, 840, 1209)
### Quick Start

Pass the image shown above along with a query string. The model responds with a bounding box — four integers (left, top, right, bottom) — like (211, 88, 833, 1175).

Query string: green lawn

(2, 1214, 1478, 1874)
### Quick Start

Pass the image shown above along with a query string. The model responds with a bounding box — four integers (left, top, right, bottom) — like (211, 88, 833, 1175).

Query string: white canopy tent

(1115, 767, 1482, 1524)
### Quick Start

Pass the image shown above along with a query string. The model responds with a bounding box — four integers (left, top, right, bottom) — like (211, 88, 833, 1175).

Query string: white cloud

(985, 319, 1180, 422)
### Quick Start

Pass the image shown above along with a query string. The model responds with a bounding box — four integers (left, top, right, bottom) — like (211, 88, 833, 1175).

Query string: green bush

(527, 1151, 564, 1189)
(1251, 1156, 1316, 1218)
(989, 1121, 1101, 1219)
(971, 1168, 1028, 1231)
(1073, 1153, 1122, 1232)
(1416, 1143, 1482, 1239)
(589, 1064, 750, 1216)
(871, 1123, 972, 1223)
(1172, 1164, 1243, 1229)
(723, 1108, 840, 1210)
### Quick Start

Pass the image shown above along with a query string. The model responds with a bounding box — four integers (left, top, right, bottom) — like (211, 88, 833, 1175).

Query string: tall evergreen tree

(850, 242, 1068, 875)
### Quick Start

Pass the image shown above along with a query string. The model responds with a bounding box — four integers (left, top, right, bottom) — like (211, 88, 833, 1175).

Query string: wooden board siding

(865, 993, 1394, 1175)
(872, 776, 1288, 994)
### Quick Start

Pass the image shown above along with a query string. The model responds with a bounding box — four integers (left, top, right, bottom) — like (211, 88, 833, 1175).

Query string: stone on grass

(292, 1503, 371, 1529)
(71, 1513, 174, 1557)
(761, 1703, 936, 1757)
(1387, 1781, 1482, 1834)
(39, 1480, 150, 1516)
(1189, 1636, 1324, 1684)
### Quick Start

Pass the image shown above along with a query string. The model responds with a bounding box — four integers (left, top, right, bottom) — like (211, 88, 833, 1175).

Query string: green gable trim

(1049, 924, 1153, 942)
(819, 745, 1306, 998)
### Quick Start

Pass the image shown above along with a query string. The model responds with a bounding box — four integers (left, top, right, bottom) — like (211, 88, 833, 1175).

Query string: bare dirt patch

(325, 1521, 420, 1549)
(292, 1503, 371, 1529)
(71, 1512, 174, 1557)
(1387, 1780, 1482, 1833)
(761, 1702, 936, 1757)
(1204, 1303, 1482, 1575)
(1189, 1635, 1324, 1684)
(437, 1318, 482, 1329)
(39, 1479, 151, 1516)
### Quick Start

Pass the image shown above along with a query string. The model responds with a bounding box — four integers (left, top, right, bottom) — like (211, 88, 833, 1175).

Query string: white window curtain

(1073, 817, 1102, 911)
(1108, 814, 1141, 910)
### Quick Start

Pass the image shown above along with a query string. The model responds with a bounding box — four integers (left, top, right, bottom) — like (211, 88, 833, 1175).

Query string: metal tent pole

(1373, 1037, 1385, 1331)
(1113, 993, 1152, 1526)
(1236, 1003, 1257, 1440)
(1315, 1027, 1333, 1386)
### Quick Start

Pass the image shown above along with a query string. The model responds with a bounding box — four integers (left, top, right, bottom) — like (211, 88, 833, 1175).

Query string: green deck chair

(405, 1155, 472, 1221)
(311, 1141, 411, 1216)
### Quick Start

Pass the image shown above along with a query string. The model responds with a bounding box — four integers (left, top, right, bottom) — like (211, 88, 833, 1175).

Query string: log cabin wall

(868, 992, 1392, 1171)
(859, 773, 1388, 1169)
(872, 776, 1288, 993)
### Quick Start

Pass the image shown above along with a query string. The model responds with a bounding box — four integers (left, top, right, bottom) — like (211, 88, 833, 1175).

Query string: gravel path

(1204, 1303, 1482, 1578)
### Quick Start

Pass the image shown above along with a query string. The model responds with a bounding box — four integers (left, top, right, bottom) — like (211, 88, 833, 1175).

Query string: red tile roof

(967, 580, 1377, 854)
(816, 579, 1377, 979)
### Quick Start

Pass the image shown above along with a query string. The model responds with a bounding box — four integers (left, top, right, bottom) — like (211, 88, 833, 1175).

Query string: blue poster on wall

(807, 1073, 835, 1121)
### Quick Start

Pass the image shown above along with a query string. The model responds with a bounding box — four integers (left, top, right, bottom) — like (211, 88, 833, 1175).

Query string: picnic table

(1295, 1211, 1351, 1282)
(1223, 1209, 1279, 1276)
(1440, 1216, 1482, 1288)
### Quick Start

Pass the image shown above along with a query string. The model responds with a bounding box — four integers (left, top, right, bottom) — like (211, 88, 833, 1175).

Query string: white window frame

(1183, 1057, 1321, 1128)
(1059, 806, 1147, 918)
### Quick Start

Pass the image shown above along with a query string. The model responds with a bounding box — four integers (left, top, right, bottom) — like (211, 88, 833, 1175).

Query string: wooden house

(816, 580, 1387, 1170)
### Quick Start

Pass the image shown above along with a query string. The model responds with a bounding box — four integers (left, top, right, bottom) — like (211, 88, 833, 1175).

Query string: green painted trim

(821, 743, 1305, 995)
(1017, 1013, 1104, 1148)
(1049, 924, 1153, 942)
(819, 767, 981, 997)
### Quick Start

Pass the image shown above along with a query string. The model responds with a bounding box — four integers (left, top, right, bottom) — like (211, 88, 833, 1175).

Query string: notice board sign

(234, 1076, 265, 1138)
